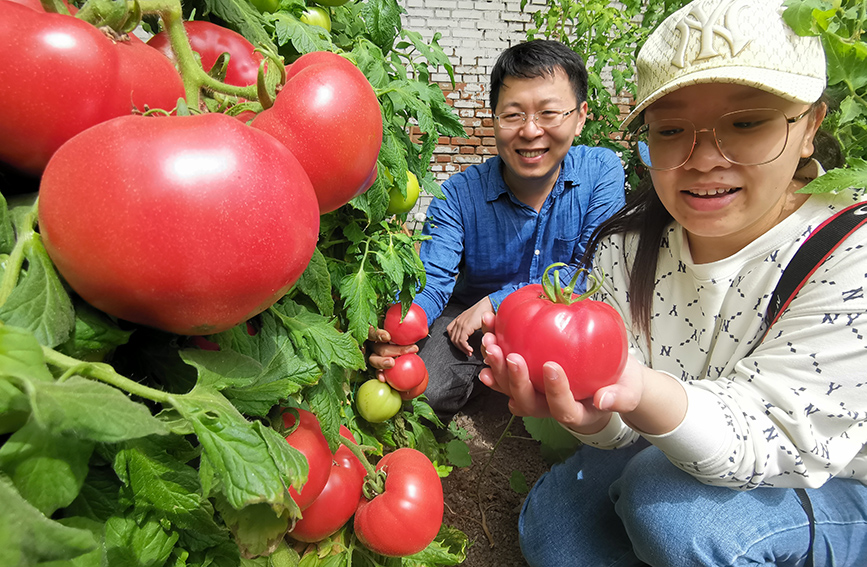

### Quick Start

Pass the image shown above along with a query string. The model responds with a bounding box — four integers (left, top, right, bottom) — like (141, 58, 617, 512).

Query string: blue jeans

(519, 442, 867, 566)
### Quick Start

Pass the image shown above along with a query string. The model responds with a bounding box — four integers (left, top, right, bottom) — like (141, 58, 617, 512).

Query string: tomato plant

(356, 379, 402, 423)
(282, 409, 333, 510)
(251, 51, 382, 213)
(147, 20, 263, 87)
(250, 0, 280, 13)
(387, 170, 421, 214)
(0, 2, 129, 176)
(300, 6, 332, 32)
(495, 263, 629, 400)
(383, 352, 427, 392)
(383, 302, 429, 345)
(287, 426, 365, 542)
(114, 37, 185, 113)
(38, 113, 319, 335)
(354, 448, 444, 557)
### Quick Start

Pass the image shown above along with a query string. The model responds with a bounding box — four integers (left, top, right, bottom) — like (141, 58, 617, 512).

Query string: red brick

(474, 127, 495, 137)
(459, 146, 476, 154)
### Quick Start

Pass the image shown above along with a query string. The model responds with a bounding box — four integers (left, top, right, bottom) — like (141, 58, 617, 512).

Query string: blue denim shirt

(414, 145, 626, 325)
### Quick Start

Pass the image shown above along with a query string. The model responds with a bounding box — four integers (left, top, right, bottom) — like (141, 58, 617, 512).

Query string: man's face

(493, 67, 587, 193)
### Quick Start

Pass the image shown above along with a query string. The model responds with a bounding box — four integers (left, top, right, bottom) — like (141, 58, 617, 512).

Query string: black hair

(489, 40, 588, 113)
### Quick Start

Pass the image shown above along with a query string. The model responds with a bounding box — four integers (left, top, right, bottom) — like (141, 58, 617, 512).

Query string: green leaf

(56, 301, 132, 362)
(338, 267, 379, 345)
(179, 349, 263, 391)
(27, 375, 169, 443)
(271, 299, 365, 370)
(306, 364, 346, 452)
(271, 12, 334, 53)
(361, 0, 403, 50)
(104, 510, 179, 567)
(522, 416, 582, 464)
(0, 192, 14, 255)
(0, 475, 97, 566)
(215, 499, 289, 559)
(798, 159, 867, 194)
(509, 469, 530, 494)
(295, 247, 335, 318)
(822, 31, 867, 90)
(0, 420, 95, 516)
(0, 325, 54, 382)
(444, 439, 471, 468)
(403, 524, 468, 566)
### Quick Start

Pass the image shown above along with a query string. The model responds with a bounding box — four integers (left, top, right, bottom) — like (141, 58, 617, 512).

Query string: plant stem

(0, 201, 39, 309)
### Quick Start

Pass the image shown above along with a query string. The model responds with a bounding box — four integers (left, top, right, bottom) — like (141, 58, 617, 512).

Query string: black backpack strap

(765, 200, 867, 328)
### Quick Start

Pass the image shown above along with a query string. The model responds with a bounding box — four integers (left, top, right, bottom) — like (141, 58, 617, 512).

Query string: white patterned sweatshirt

(573, 188, 867, 490)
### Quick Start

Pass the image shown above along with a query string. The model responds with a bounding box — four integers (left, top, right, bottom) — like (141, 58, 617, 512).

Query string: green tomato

(300, 6, 332, 32)
(250, 0, 280, 13)
(356, 379, 402, 423)
(386, 170, 420, 215)
(313, 0, 349, 6)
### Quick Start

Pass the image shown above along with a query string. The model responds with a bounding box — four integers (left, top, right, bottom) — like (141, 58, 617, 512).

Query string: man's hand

(446, 296, 493, 357)
(367, 326, 418, 382)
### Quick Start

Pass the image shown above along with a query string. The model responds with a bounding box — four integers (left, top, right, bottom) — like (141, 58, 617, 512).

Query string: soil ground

(440, 387, 552, 567)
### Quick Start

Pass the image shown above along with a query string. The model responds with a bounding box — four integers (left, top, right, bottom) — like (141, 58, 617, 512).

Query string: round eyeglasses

(630, 107, 813, 171)
(494, 108, 578, 130)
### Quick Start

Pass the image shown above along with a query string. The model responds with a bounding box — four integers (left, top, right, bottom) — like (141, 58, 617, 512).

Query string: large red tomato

(287, 426, 366, 542)
(383, 353, 427, 392)
(494, 266, 629, 400)
(383, 303, 429, 345)
(282, 409, 333, 511)
(251, 51, 383, 213)
(38, 113, 319, 335)
(114, 38, 185, 113)
(0, 2, 128, 175)
(147, 20, 263, 87)
(354, 448, 443, 557)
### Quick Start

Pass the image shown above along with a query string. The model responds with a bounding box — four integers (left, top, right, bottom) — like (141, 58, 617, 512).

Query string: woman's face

(646, 83, 823, 263)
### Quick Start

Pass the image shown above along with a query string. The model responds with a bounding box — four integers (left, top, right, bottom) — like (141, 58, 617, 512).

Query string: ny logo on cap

(672, 0, 752, 68)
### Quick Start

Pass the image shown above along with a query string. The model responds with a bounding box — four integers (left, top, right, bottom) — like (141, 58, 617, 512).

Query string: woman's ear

(800, 102, 827, 159)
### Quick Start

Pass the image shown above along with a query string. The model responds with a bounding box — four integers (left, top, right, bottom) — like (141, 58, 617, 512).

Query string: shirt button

(534, 250, 540, 255)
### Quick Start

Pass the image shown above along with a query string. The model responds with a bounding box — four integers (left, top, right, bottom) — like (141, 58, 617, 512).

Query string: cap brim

(620, 66, 826, 130)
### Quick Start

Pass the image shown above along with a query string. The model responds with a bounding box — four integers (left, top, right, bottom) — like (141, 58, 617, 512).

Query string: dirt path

(441, 388, 551, 567)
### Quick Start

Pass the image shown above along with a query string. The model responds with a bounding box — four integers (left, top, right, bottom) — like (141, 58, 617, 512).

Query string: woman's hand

(446, 296, 493, 357)
(366, 326, 419, 382)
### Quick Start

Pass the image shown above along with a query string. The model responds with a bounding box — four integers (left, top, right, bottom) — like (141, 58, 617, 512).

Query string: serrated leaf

(56, 301, 132, 362)
(198, 0, 275, 52)
(403, 524, 468, 565)
(0, 420, 94, 516)
(306, 365, 346, 452)
(0, 325, 54, 382)
(822, 32, 867, 90)
(339, 268, 380, 345)
(271, 300, 365, 370)
(271, 12, 334, 53)
(798, 160, 867, 194)
(782, 0, 824, 35)
(180, 348, 263, 391)
(28, 376, 169, 443)
(361, 0, 403, 50)
(104, 510, 179, 567)
(216, 498, 289, 559)
(0, 476, 97, 566)
(296, 247, 335, 318)
(0, 192, 14, 254)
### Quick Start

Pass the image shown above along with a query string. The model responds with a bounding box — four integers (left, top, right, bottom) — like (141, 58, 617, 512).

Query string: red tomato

(6, 0, 77, 13)
(38, 113, 319, 335)
(495, 280, 628, 400)
(288, 426, 366, 542)
(251, 51, 383, 213)
(282, 409, 333, 511)
(399, 368, 429, 400)
(114, 38, 185, 113)
(383, 353, 427, 392)
(147, 20, 263, 87)
(354, 448, 443, 557)
(383, 303, 429, 346)
(0, 3, 128, 175)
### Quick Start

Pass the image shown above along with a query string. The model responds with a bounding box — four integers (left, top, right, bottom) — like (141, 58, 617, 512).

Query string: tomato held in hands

(38, 113, 319, 335)
(282, 409, 333, 511)
(354, 448, 443, 557)
(399, 371, 428, 400)
(383, 303, 429, 346)
(147, 20, 264, 87)
(0, 2, 128, 175)
(288, 426, 366, 542)
(383, 353, 427, 392)
(495, 264, 628, 400)
(356, 380, 402, 423)
(251, 51, 382, 213)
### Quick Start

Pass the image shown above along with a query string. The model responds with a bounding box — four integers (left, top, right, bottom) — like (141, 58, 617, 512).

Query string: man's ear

(800, 103, 827, 159)
(573, 101, 589, 138)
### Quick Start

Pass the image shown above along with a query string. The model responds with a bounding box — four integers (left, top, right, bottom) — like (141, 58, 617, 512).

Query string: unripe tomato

(386, 170, 421, 215)
(250, 0, 280, 13)
(356, 380, 402, 423)
(282, 409, 332, 510)
(300, 6, 332, 32)
(313, 0, 349, 6)
(383, 303, 429, 345)
(38, 113, 320, 336)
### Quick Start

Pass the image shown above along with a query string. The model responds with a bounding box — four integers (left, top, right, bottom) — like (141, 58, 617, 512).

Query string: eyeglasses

(630, 107, 813, 171)
(494, 108, 578, 130)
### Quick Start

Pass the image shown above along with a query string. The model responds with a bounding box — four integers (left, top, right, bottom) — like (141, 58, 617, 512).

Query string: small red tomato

(383, 303, 429, 346)
(495, 264, 628, 400)
(383, 353, 427, 392)
(399, 370, 429, 401)
(282, 409, 332, 510)
(287, 426, 366, 542)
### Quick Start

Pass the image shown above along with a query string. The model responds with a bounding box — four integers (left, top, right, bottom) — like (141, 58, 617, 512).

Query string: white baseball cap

(622, 0, 827, 129)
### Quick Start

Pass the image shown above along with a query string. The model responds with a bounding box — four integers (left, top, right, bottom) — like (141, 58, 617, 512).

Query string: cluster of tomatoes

(283, 409, 444, 557)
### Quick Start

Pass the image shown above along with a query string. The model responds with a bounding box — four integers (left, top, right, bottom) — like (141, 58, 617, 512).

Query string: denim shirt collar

(481, 151, 581, 203)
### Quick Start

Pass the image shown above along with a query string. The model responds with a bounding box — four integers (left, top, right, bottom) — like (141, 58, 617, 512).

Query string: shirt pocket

(551, 233, 582, 263)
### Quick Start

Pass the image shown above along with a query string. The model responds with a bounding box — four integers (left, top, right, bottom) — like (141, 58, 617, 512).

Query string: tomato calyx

(335, 435, 387, 498)
(540, 262, 604, 305)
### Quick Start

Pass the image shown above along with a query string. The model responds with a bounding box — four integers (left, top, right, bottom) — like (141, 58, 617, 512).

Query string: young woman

(479, 0, 867, 565)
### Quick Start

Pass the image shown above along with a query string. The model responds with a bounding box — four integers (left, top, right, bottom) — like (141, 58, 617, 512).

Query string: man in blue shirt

(370, 40, 626, 415)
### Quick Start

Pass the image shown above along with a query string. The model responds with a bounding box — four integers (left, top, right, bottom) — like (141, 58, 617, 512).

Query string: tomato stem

(539, 262, 604, 305)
